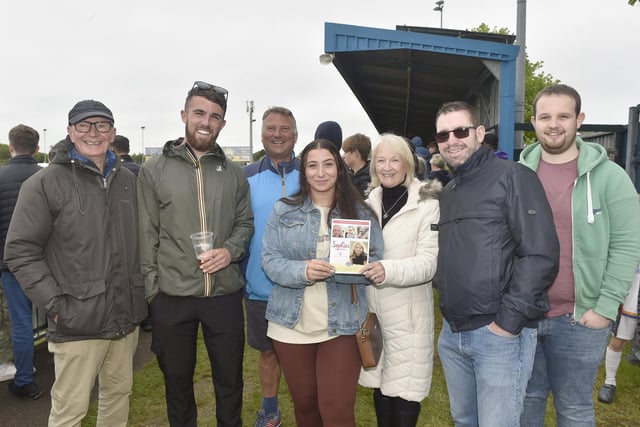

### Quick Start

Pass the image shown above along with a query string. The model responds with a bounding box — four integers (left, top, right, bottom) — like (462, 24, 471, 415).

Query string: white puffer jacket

(358, 178, 440, 402)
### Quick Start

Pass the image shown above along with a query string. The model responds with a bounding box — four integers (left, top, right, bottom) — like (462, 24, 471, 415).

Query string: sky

(1, 1, 638, 156)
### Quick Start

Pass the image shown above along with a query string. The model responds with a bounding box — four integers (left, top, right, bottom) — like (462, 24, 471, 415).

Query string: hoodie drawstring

(586, 171, 594, 224)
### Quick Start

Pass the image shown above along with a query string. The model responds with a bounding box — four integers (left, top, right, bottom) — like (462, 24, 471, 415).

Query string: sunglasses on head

(434, 126, 478, 143)
(192, 81, 228, 101)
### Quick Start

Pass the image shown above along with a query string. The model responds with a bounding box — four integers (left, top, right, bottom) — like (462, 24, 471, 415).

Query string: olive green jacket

(138, 138, 253, 300)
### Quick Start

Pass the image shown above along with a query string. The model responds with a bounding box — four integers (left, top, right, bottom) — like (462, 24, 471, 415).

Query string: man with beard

(138, 81, 254, 427)
(433, 101, 560, 426)
(519, 84, 640, 426)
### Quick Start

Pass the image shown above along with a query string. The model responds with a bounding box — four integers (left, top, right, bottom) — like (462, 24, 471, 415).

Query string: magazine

(330, 218, 371, 274)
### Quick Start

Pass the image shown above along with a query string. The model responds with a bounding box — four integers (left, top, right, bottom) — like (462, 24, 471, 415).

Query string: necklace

(382, 188, 408, 219)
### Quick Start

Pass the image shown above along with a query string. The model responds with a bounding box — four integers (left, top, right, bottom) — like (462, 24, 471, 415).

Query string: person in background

(111, 135, 150, 333)
(483, 132, 509, 159)
(243, 106, 300, 427)
(597, 266, 639, 403)
(262, 139, 383, 427)
(426, 153, 451, 187)
(434, 101, 559, 426)
(0, 124, 42, 395)
(138, 81, 253, 427)
(342, 133, 372, 198)
(519, 84, 640, 426)
(111, 134, 141, 176)
(426, 141, 439, 155)
(358, 133, 440, 427)
(5, 100, 146, 425)
(411, 136, 431, 175)
(314, 120, 343, 151)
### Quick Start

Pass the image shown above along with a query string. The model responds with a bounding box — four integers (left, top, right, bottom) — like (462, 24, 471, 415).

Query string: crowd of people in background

(0, 82, 639, 427)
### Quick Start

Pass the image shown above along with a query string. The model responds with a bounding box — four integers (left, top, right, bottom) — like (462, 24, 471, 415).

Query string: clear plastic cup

(190, 231, 214, 260)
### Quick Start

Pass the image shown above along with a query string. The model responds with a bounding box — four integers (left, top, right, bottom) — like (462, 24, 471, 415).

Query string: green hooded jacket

(519, 137, 640, 320)
(138, 138, 254, 301)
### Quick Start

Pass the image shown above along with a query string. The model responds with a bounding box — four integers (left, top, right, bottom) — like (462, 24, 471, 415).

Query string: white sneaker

(0, 363, 17, 382)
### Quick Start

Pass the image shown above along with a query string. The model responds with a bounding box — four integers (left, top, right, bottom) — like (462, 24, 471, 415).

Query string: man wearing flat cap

(5, 99, 147, 426)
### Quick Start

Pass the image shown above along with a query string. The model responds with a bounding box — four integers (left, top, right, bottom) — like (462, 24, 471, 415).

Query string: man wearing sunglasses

(138, 81, 253, 427)
(5, 100, 146, 425)
(519, 84, 640, 426)
(433, 101, 560, 426)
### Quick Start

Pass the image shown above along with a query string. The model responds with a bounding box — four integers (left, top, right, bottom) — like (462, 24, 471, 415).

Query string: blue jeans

(438, 319, 537, 427)
(1, 272, 35, 386)
(520, 314, 611, 427)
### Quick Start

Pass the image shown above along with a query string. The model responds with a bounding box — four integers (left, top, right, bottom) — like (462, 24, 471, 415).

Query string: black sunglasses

(192, 81, 228, 101)
(434, 126, 478, 143)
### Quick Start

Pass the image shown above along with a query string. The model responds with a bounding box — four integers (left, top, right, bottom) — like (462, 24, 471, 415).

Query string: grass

(82, 305, 640, 426)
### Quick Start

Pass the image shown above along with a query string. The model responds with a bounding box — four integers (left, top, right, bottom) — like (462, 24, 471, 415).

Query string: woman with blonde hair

(358, 133, 440, 426)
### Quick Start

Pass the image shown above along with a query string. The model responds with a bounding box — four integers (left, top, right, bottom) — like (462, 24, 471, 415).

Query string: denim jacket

(262, 196, 384, 335)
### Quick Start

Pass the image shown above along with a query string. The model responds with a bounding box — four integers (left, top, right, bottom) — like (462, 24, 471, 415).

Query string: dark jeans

(150, 290, 245, 427)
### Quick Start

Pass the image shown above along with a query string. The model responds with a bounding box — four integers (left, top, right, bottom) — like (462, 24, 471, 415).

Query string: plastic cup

(190, 231, 214, 260)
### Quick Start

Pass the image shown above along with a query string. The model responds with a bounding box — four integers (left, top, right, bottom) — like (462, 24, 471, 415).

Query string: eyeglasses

(74, 121, 113, 133)
(192, 81, 228, 101)
(434, 126, 478, 143)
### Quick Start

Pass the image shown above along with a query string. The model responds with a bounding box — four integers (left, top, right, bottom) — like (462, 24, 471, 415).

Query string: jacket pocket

(278, 216, 308, 254)
(56, 279, 107, 336)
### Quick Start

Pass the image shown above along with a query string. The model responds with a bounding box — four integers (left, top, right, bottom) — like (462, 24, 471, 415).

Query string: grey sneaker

(254, 409, 282, 427)
(597, 384, 616, 404)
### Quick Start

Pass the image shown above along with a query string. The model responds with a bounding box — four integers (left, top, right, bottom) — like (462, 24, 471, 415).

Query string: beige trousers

(48, 328, 139, 427)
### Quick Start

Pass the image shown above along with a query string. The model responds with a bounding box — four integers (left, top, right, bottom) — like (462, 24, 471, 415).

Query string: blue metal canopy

(323, 22, 520, 158)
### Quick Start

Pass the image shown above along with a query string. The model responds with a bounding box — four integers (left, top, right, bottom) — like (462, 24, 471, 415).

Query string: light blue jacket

(244, 153, 300, 301)
(262, 196, 384, 335)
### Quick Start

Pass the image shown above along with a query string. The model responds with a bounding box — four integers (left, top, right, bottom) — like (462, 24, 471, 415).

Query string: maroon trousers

(273, 334, 361, 427)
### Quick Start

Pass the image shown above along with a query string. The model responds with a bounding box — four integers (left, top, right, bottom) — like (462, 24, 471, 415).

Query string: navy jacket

(0, 155, 42, 271)
(434, 145, 559, 335)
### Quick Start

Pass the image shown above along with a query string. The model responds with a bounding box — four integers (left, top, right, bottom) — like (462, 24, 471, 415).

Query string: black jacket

(350, 160, 371, 198)
(0, 155, 42, 271)
(118, 154, 140, 176)
(434, 145, 559, 334)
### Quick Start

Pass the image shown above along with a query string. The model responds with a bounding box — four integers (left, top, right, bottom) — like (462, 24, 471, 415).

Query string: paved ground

(0, 329, 154, 426)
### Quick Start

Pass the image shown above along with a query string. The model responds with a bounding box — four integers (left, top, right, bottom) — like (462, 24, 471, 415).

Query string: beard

(538, 131, 577, 156)
(184, 123, 218, 153)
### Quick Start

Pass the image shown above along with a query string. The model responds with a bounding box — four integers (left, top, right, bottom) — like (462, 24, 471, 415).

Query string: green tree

(471, 23, 559, 144)
(0, 143, 10, 166)
(629, 0, 637, 6)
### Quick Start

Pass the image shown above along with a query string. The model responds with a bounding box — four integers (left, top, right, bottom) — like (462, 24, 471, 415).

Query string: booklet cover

(330, 218, 371, 274)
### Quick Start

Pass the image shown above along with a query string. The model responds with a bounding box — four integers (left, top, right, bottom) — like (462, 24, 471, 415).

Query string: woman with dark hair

(262, 139, 384, 426)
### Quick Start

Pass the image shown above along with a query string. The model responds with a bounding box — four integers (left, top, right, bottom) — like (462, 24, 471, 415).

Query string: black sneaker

(8, 380, 42, 400)
(597, 384, 616, 404)
(140, 317, 152, 332)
